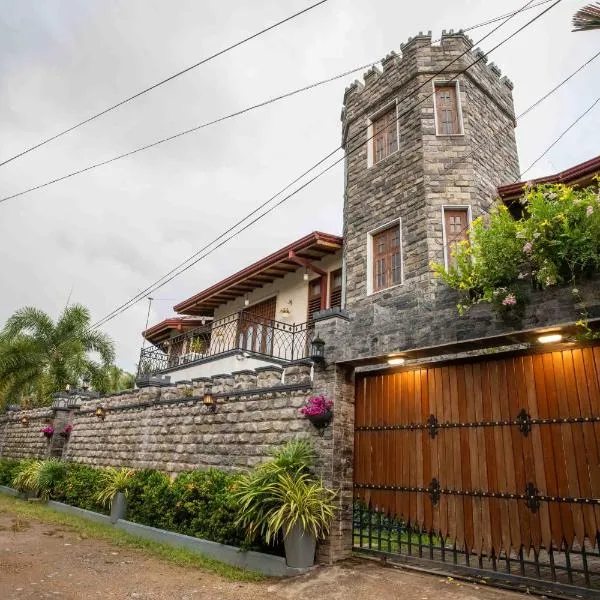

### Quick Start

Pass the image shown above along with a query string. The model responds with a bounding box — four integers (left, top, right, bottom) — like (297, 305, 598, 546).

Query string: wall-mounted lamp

(95, 406, 106, 420)
(244, 295, 250, 307)
(82, 377, 90, 391)
(309, 336, 326, 364)
(388, 356, 406, 366)
(65, 384, 72, 393)
(20, 416, 29, 427)
(303, 269, 309, 281)
(203, 392, 217, 412)
(538, 333, 562, 344)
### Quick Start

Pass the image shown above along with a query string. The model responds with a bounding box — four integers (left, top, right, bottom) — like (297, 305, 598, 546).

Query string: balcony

(137, 311, 313, 378)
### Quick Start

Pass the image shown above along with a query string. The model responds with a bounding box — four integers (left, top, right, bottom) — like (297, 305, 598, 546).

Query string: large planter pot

(283, 523, 316, 568)
(110, 492, 128, 524)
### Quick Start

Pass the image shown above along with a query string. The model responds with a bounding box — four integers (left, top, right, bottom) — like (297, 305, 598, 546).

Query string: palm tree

(0, 304, 115, 407)
(573, 3, 600, 31)
(97, 365, 136, 394)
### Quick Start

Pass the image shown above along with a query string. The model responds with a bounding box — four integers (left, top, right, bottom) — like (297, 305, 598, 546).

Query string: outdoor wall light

(20, 416, 29, 427)
(65, 384, 72, 393)
(82, 377, 90, 391)
(388, 357, 406, 366)
(203, 392, 217, 412)
(244, 295, 250, 307)
(303, 269, 309, 281)
(538, 334, 563, 344)
(95, 406, 106, 420)
(309, 336, 326, 364)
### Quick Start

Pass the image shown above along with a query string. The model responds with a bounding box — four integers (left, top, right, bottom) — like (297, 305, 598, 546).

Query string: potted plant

(300, 395, 333, 431)
(40, 424, 54, 439)
(95, 467, 135, 523)
(59, 424, 73, 438)
(235, 440, 336, 568)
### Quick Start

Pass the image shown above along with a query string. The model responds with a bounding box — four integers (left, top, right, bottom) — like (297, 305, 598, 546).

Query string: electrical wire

(0, 0, 329, 168)
(0, 2, 555, 207)
(91, 0, 560, 330)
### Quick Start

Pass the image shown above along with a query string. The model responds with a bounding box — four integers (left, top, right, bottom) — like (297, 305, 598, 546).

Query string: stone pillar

(311, 309, 355, 563)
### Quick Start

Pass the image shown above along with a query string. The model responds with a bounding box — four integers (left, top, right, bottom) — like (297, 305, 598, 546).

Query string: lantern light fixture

(20, 415, 29, 427)
(303, 269, 309, 281)
(538, 333, 563, 344)
(309, 336, 326, 364)
(244, 295, 250, 307)
(82, 377, 90, 391)
(203, 392, 217, 412)
(95, 406, 106, 420)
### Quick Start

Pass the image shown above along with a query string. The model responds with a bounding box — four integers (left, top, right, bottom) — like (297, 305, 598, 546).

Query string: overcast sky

(0, 0, 598, 372)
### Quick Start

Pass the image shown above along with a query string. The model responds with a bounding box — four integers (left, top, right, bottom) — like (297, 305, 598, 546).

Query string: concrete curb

(0, 488, 310, 577)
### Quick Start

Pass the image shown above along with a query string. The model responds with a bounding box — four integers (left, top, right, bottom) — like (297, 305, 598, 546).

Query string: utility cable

(0, 0, 329, 168)
(0, 1, 554, 207)
(91, 0, 560, 330)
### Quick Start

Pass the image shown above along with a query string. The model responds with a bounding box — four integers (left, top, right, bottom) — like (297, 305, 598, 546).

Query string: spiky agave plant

(573, 3, 600, 31)
(95, 467, 135, 507)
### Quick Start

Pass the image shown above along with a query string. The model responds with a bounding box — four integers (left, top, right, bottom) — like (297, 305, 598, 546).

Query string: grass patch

(0, 493, 264, 582)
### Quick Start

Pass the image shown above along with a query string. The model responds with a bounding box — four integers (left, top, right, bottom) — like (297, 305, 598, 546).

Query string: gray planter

(283, 523, 316, 568)
(110, 492, 127, 524)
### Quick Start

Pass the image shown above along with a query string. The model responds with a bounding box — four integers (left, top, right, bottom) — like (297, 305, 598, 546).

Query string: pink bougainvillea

(300, 394, 333, 417)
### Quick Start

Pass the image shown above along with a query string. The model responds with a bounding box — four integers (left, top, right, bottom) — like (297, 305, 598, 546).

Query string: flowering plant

(300, 395, 333, 417)
(432, 181, 600, 322)
(60, 424, 73, 437)
(40, 424, 54, 438)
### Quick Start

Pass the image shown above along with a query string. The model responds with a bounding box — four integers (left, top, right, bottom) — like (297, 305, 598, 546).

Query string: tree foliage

(0, 304, 115, 408)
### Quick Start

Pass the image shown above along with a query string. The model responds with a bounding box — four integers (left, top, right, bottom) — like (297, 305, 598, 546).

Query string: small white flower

(586, 205, 594, 217)
(572, 288, 580, 296)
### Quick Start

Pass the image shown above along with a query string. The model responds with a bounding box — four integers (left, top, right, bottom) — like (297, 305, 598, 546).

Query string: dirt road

(0, 511, 526, 600)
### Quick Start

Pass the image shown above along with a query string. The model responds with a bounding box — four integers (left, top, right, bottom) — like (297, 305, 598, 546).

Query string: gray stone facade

(341, 32, 526, 359)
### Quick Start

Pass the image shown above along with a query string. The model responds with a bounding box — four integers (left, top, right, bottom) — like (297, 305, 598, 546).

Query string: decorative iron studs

(427, 414, 438, 439)
(429, 478, 441, 505)
(516, 408, 532, 436)
(525, 482, 541, 513)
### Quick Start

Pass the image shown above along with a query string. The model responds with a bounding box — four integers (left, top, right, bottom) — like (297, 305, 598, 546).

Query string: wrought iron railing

(137, 312, 313, 376)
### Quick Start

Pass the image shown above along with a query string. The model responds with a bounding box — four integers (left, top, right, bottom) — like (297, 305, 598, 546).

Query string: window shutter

(307, 279, 322, 326)
(435, 85, 460, 135)
(329, 269, 343, 309)
(372, 106, 398, 164)
(373, 224, 402, 292)
(444, 208, 469, 266)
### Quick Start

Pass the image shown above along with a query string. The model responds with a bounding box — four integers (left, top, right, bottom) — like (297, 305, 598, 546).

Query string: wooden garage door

(353, 345, 600, 590)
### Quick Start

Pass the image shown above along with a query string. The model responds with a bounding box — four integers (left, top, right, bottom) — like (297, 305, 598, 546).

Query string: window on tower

(434, 83, 463, 136)
(370, 222, 402, 293)
(443, 207, 470, 267)
(371, 105, 399, 164)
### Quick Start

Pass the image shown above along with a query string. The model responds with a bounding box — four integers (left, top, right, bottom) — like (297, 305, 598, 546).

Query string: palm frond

(2, 307, 54, 342)
(573, 2, 600, 31)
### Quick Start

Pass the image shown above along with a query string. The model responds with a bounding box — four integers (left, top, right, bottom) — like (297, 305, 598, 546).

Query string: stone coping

(0, 488, 310, 577)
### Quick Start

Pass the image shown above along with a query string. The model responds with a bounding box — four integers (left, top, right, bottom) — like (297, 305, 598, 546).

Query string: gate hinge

(516, 408, 532, 436)
(429, 478, 441, 506)
(427, 414, 438, 439)
(525, 482, 541, 513)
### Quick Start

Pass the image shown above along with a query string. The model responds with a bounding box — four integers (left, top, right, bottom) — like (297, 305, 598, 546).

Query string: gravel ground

(0, 511, 527, 600)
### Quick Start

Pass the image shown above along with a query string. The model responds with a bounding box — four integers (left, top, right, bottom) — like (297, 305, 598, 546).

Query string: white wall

(165, 353, 283, 383)
(213, 251, 342, 324)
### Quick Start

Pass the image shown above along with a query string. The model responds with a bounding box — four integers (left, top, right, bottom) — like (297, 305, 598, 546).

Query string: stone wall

(0, 363, 333, 476)
(0, 407, 54, 460)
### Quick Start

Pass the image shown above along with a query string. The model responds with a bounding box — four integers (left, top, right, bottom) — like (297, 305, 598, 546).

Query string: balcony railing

(137, 311, 313, 377)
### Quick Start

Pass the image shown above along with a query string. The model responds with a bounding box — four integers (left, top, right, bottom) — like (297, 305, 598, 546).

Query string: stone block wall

(0, 363, 333, 477)
(0, 407, 54, 460)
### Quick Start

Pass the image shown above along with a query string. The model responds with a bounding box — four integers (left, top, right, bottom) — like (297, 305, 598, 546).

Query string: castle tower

(341, 32, 519, 331)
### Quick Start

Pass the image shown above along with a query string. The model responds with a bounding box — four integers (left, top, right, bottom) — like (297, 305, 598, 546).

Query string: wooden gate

(353, 345, 600, 594)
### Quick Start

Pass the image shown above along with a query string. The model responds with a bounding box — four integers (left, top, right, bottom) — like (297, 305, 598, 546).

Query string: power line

(519, 95, 600, 178)
(92, 0, 558, 330)
(0, 2, 555, 207)
(0, 0, 329, 168)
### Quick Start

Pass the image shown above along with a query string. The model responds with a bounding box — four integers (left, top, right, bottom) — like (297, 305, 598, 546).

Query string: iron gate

(353, 345, 600, 596)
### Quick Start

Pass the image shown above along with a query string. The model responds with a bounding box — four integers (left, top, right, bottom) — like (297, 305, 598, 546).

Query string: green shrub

(124, 469, 173, 530)
(0, 458, 22, 486)
(52, 463, 108, 514)
(95, 467, 135, 508)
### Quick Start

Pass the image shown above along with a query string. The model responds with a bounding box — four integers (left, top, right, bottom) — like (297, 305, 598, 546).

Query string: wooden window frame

(367, 100, 399, 167)
(307, 276, 327, 326)
(329, 268, 343, 309)
(442, 205, 471, 268)
(433, 81, 464, 136)
(367, 219, 403, 295)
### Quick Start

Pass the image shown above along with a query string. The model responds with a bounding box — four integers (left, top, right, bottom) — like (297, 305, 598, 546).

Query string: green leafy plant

(95, 467, 135, 507)
(432, 182, 600, 321)
(234, 439, 336, 545)
(11, 459, 67, 501)
(0, 458, 22, 486)
(264, 471, 336, 542)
